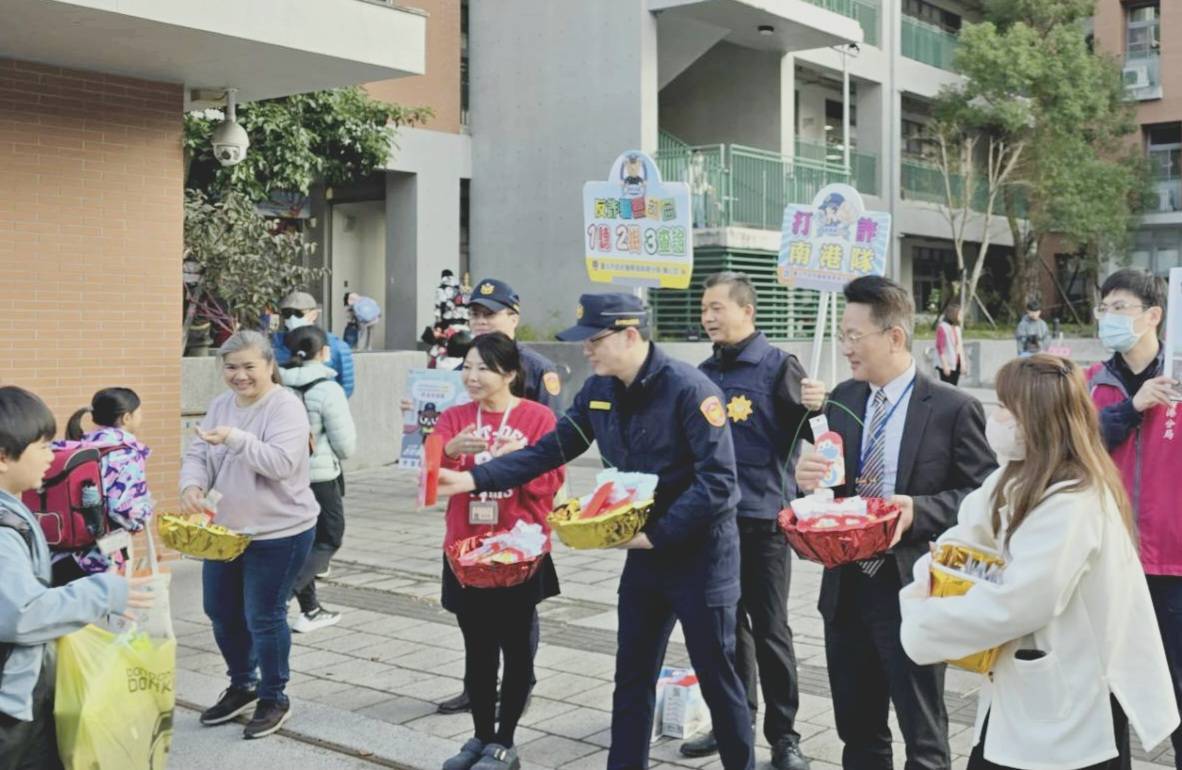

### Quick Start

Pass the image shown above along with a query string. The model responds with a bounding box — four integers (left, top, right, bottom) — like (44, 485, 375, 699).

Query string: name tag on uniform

(589, 400, 612, 411)
(468, 499, 498, 526)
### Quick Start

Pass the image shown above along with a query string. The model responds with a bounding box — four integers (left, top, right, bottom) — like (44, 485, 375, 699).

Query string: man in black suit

(795, 276, 996, 770)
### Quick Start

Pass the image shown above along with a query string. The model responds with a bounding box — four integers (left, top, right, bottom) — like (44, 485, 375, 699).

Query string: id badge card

(469, 499, 498, 526)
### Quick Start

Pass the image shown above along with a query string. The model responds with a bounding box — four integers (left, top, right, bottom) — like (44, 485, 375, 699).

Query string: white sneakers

(290, 607, 341, 633)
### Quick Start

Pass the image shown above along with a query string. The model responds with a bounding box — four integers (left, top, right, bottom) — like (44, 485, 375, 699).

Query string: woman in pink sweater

(179, 330, 318, 740)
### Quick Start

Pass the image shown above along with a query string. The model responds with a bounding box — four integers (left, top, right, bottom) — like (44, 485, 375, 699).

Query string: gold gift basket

(548, 497, 653, 550)
(158, 514, 252, 561)
(929, 541, 1006, 674)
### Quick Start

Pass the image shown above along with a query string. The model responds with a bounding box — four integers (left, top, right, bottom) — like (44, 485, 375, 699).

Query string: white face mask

(986, 412, 1026, 463)
(284, 314, 310, 332)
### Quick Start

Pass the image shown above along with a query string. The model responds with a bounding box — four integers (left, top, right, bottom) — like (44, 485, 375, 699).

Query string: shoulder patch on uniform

(700, 395, 726, 428)
(543, 371, 561, 396)
(589, 400, 612, 411)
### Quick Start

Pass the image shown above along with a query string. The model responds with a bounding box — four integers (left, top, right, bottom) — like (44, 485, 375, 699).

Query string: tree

(183, 190, 327, 342)
(961, 2, 1146, 318)
(183, 88, 432, 200)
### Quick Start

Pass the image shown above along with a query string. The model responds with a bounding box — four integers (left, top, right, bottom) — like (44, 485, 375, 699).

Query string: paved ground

(167, 408, 1176, 770)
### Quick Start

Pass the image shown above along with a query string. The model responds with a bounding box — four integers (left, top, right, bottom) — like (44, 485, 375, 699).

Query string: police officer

(688, 272, 823, 770)
(433, 277, 561, 715)
(437, 293, 755, 770)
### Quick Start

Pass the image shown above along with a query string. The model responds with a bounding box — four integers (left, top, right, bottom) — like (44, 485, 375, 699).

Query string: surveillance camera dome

(211, 118, 249, 167)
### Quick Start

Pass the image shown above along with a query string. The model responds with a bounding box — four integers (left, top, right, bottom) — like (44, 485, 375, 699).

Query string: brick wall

(0, 57, 184, 510)
(364, 0, 462, 133)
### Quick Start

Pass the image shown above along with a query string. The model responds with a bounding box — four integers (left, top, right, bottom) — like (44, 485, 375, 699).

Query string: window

(903, 0, 961, 33)
(459, 179, 470, 279)
(1129, 228, 1182, 276)
(1127, 3, 1160, 56)
(824, 97, 857, 154)
(902, 118, 937, 162)
(1146, 123, 1181, 212)
(460, 0, 470, 127)
(912, 245, 958, 313)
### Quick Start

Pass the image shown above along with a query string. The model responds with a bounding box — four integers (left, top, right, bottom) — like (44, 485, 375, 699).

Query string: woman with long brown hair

(899, 354, 1178, 770)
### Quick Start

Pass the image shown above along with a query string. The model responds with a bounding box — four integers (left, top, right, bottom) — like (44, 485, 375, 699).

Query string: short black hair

(1101, 268, 1166, 309)
(0, 386, 57, 460)
(468, 332, 525, 398)
(703, 271, 758, 310)
(1026, 299, 1041, 312)
(283, 325, 329, 368)
(842, 275, 914, 344)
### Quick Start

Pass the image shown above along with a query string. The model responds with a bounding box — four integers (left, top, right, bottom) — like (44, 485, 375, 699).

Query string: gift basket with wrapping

(158, 514, 252, 562)
(548, 470, 658, 550)
(446, 521, 548, 589)
(777, 492, 901, 569)
(929, 540, 1006, 673)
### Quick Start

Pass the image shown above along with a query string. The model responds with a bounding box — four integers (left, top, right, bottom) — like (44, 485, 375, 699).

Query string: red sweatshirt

(435, 398, 565, 549)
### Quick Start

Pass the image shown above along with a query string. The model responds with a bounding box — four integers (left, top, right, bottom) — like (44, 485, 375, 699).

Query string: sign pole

(830, 291, 839, 383)
(809, 290, 830, 379)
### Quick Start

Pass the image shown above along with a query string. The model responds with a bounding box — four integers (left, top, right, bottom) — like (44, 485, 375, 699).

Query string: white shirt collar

(870, 360, 917, 404)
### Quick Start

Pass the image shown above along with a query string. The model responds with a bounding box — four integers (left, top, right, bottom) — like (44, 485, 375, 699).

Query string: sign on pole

(583, 150, 693, 289)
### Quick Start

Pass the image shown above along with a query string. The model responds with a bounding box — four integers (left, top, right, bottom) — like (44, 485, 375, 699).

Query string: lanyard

(857, 377, 915, 477)
(474, 399, 516, 445)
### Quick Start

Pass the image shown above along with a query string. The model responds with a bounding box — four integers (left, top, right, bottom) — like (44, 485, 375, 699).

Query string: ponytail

(65, 407, 91, 441)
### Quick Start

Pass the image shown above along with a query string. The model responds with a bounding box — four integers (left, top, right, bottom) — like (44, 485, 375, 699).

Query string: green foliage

(183, 189, 327, 329)
(184, 88, 432, 201)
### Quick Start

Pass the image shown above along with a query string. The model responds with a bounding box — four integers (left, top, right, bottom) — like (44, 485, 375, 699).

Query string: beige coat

(900, 468, 1178, 770)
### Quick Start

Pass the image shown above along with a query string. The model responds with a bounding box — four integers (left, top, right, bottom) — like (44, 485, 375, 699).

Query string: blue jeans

(1149, 575, 1182, 769)
(203, 528, 314, 704)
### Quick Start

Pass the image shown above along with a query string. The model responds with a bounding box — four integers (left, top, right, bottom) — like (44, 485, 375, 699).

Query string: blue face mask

(1098, 313, 1145, 353)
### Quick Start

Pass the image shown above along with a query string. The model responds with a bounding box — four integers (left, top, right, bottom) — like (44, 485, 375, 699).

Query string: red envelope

(421, 433, 443, 507)
(580, 482, 615, 519)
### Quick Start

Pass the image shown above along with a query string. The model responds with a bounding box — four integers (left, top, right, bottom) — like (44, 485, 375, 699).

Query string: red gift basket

(446, 533, 546, 589)
(778, 498, 901, 569)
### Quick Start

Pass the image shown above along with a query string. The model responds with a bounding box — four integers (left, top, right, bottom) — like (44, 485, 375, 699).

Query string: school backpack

(0, 509, 41, 690)
(22, 442, 126, 551)
(352, 296, 381, 325)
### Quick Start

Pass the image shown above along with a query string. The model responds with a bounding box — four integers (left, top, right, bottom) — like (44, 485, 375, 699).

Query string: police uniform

(467, 278, 563, 414)
(468, 294, 755, 770)
(698, 332, 810, 757)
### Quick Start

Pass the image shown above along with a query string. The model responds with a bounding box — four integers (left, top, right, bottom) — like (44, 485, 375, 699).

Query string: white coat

(899, 468, 1178, 770)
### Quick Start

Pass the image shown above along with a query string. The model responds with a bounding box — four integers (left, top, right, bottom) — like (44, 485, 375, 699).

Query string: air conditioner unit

(1124, 65, 1150, 89)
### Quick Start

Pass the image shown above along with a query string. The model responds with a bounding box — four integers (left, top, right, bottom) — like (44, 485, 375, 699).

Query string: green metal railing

(658, 129, 690, 153)
(901, 158, 1028, 216)
(655, 143, 877, 230)
(803, 0, 880, 47)
(794, 138, 878, 195)
(901, 16, 959, 70)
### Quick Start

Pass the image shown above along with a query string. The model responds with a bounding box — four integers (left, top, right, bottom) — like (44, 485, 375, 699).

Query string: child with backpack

(48, 388, 155, 586)
(0, 386, 153, 769)
(280, 326, 357, 633)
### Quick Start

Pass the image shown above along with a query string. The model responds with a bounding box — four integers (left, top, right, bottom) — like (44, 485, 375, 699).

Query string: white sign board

(778, 183, 892, 292)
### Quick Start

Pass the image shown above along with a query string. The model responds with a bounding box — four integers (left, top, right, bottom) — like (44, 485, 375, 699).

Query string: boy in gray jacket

(0, 386, 151, 770)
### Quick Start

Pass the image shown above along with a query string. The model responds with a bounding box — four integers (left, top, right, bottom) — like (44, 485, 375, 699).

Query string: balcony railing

(1149, 174, 1182, 214)
(901, 158, 1027, 216)
(795, 138, 878, 196)
(901, 15, 959, 70)
(654, 142, 879, 230)
(1124, 51, 1163, 101)
(803, 0, 880, 46)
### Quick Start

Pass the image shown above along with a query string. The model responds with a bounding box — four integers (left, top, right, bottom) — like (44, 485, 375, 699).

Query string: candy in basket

(548, 470, 658, 549)
(447, 521, 549, 588)
(778, 491, 901, 568)
(158, 514, 252, 562)
(929, 540, 1006, 673)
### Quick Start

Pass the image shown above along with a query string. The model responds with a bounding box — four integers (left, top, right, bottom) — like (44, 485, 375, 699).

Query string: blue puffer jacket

(273, 330, 356, 398)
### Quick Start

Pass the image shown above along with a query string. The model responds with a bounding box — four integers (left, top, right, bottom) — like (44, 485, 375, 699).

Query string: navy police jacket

(699, 332, 810, 520)
(470, 344, 742, 605)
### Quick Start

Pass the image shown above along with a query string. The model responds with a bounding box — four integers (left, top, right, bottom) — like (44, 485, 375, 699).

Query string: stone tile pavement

(170, 461, 1175, 770)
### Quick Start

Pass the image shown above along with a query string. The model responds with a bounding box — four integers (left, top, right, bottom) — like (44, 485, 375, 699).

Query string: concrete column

(385, 172, 419, 349)
(780, 53, 796, 156)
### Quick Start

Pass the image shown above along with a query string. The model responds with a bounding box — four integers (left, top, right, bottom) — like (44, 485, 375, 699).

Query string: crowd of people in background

(1, 268, 1180, 770)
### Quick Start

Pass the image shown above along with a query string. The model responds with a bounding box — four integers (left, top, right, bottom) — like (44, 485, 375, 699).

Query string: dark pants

(293, 478, 346, 614)
(609, 584, 754, 770)
(937, 364, 960, 386)
(456, 594, 536, 748)
(1149, 575, 1182, 769)
(0, 664, 64, 770)
(824, 561, 950, 770)
(203, 527, 314, 704)
(736, 517, 800, 744)
(967, 696, 1130, 770)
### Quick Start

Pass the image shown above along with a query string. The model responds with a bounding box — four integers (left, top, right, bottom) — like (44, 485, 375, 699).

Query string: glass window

(1126, 3, 1160, 55)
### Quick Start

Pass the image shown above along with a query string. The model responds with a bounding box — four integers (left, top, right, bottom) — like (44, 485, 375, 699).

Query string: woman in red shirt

(434, 332, 564, 770)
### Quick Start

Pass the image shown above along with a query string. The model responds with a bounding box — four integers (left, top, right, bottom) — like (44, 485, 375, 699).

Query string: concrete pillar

(780, 53, 796, 156)
(386, 172, 419, 349)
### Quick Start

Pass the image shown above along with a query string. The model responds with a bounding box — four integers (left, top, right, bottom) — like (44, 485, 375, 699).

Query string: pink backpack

(22, 441, 125, 550)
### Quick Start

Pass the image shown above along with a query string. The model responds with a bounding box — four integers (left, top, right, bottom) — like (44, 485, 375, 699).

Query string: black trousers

(824, 561, 950, 770)
(293, 478, 346, 613)
(967, 696, 1131, 770)
(735, 517, 800, 744)
(456, 593, 536, 747)
(0, 664, 64, 770)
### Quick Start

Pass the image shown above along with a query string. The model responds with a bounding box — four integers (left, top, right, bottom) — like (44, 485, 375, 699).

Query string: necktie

(857, 390, 889, 577)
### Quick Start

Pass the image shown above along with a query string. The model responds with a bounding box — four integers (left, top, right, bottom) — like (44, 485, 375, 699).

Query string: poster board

(778, 183, 891, 292)
(399, 369, 471, 468)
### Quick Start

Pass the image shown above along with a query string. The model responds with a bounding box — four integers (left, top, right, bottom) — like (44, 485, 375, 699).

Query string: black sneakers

(771, 736, 811, 770)
(438, 689, 472, 714)
(243, 699, 291, 739)
(199, 687, 259, 726)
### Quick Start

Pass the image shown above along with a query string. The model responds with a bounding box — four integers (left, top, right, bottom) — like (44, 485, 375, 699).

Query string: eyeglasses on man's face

(585, 328, 625, 346)
(836, 327, 890, 346)
(1092, 302, 1146, 319)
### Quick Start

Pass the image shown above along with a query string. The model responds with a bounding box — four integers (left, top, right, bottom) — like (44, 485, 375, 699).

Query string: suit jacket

(817, 372, 997, 621)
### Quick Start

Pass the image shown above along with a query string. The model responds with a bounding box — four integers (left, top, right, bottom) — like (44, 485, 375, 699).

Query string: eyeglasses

(585, 328, 625, 346)
(1092, 302, 1146, 319)
(835, 328, 889, 346)
(280, 308, 306, 320)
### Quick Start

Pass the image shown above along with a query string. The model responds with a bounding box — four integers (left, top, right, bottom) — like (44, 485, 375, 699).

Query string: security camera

(211, 89, 248, 167)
